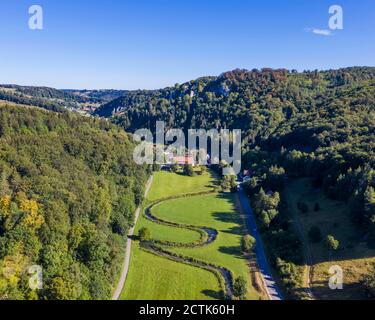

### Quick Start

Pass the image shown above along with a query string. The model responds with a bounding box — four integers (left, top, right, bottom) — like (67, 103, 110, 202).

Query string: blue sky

(0, 0, 374, 89)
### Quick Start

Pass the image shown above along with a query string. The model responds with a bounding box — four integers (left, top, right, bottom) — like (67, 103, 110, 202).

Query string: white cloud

(307, 28, 333, 36)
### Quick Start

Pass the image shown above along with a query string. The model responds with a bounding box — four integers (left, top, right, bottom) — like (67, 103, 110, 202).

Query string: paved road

(112, 176, 154, 300)
(238, 186, 283, 300)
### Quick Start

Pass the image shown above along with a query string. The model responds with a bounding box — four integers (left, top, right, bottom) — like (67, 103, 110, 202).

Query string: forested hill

(0, 85, 88, 112)
(94, 67, 375, 137)
(0, 104, 149, 299)
(0, 85, 126, 114)
(93, 66, 375, 280)
(94, 66, 375, 169)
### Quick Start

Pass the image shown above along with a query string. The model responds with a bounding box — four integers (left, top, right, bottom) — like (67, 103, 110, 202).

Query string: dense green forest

(95, 67, 375, 298)
(0, 104, 149, 299)
(0, 67, 374, 300)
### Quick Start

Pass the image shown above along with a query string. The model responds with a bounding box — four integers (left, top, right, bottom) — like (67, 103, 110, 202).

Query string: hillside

(0, 85, 126, 114)
(94, 67, 375, 299)
(0, 103, 149, 299)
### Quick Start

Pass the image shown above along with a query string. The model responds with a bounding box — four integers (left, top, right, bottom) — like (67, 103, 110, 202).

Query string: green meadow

(154, 193, 259, 299)
(121, 171, 259, 300)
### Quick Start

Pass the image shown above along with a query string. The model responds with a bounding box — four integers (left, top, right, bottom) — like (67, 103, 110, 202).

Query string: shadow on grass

(293, 280, 368, 300)
(218, 246, 244, 259)
(201, 289, 223, 300)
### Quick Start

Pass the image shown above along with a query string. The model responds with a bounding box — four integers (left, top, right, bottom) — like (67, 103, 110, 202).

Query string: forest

(0, 66, 374, 300)
(0, 104, 149, 299)
(95, 67, 375, 298)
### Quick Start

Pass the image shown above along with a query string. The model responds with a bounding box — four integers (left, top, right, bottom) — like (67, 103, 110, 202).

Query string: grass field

(155, 193, 259, 299)
(147, 171, 216, 202)
(121, 171, 225, 300)
(121, 171, 259, 300)
(285, 178, 375, 299)
(120, 244, 221, 300)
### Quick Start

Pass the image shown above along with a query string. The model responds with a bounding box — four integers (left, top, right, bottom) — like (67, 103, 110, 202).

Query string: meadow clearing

(121, 170, 260, 300)
(284, 178, 375, 299)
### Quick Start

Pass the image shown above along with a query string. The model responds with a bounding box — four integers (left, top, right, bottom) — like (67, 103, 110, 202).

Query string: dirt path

(112, 176, 153, 300)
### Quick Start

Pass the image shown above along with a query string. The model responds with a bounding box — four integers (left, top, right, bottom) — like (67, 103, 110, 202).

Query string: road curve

(238, 186, 283, 300)
(112, 176, 154, 300)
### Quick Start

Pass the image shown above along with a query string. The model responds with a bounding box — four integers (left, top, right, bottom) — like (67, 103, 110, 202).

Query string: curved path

(238, 186, 283, 300)
(143, 193, 234, 298)
(112, 176, 153, 300)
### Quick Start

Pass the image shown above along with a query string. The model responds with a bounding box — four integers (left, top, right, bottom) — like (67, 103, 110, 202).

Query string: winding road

(238, 186, 283, 300)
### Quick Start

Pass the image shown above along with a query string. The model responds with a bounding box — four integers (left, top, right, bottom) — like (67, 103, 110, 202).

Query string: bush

(139, 227, 152, 242)
(362, 271, 375, 298)
(241, 235, 256, 253)
(326, 235, 339, 251)
(233, 276, 247, 300)
(221, 175, 237, 192)
(308, 226, 322, 243)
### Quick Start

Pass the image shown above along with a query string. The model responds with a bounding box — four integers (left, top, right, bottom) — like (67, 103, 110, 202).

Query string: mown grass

(121, 171, 260, 300)
(154, 193, 260, 300)
(147, 171, 216, 202)
(120, 171, 224, 300)
(285, 178, 375, 299)
(120, 245, 221, 300)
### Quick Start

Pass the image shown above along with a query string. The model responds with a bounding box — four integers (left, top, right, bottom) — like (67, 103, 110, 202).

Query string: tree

(362, 271, 375, 298)
(183, 165, 195, 177)
(233, 276, 247, 300)
(259, 208, 279, 229)
(241, 235, 256, 253)
(139, 227, 152, 242)
(308, 226, 322, 243)
(266, 166, 285, 190)
(364, 187, 375, 220)
(326, 235, 340, 251)
(220, 175, 237, 192)
(253, 189, 280, 215)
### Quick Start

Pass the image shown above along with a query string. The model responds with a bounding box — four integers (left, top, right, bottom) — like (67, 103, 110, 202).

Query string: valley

(120, 171, 263, 300)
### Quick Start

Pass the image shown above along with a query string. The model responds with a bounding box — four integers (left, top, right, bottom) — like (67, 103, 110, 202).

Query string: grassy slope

(154, 193, 259, 300)
(121, 171, 222, 300)
(147, 171, 215, 202)
(120, 245, 220, 300)
(285, 178, 375, 299)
